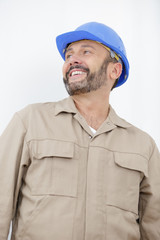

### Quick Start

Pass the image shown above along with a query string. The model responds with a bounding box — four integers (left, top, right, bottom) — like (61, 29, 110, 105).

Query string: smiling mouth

(66, 65, 89, 80)
(70, 70, 86, 77)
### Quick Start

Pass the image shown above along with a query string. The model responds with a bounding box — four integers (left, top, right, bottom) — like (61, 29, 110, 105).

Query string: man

(0, 22, 160, 240)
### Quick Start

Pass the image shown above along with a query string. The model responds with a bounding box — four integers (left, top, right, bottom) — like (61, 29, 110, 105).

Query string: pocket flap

(31, 140, 74, 159)
(114, 152, 148, 177)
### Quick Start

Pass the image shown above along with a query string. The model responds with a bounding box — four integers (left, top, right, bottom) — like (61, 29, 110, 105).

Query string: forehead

(66, 40, 106, 52)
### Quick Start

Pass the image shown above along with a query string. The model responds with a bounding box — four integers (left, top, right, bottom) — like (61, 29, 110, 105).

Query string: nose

(67, 54, 82, 66)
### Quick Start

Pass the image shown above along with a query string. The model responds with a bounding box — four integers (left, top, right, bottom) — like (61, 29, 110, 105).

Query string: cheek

(87, 58, 103, 73)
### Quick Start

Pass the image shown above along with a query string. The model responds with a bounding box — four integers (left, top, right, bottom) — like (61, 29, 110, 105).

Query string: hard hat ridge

(56, 22, 129, 88)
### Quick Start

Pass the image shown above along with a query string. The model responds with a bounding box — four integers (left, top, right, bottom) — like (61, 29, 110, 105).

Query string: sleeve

(139, 141, 160, 239)
(0, 113, 29, 240)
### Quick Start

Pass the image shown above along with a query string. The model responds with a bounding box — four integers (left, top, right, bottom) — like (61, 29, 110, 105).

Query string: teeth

(71, 71, 84, 76)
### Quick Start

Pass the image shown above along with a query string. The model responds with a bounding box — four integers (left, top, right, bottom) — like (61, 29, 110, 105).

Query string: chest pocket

(29, 140, 78, 197)
(105, 152, 148, 214)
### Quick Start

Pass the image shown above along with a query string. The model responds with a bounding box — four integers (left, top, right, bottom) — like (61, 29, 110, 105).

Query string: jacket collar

(54, 97, 131, 129)
(108, 106, 131, 128)
(54, 97, 78, 115)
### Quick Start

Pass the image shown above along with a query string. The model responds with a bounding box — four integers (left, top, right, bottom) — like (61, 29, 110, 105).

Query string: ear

(110, 62, 122, 80)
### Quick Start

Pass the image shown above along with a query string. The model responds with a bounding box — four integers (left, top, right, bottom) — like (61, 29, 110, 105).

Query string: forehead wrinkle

(65, 43, 96, 54)
(80, 44, 96, 50)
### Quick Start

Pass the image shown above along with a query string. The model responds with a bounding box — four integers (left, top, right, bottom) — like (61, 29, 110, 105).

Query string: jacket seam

(89, 145, 149, 161)
(26, 138, 88, 150)
(15, 112, 27, 132)
(148, 141, 156, 162)
(25, 138, 149, 161)
(106, 203, 138, 216)
(15, 112, 30, 160)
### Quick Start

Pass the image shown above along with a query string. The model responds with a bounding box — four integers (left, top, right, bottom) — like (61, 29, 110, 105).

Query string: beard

(63, 58, 110, 96)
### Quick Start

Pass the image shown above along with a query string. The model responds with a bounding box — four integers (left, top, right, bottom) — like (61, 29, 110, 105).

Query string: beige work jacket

(0, 97, 160, 240)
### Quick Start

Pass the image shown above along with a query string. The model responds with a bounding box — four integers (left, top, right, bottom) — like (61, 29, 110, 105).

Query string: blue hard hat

(56, 22, 129, 87)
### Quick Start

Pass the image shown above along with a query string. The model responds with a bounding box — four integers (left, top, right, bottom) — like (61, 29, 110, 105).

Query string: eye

(83, 50, 91, 55)
(65, 54, 72, 60)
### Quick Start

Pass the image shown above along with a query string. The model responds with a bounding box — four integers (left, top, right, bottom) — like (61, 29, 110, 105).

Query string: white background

(0, 0, 159, 238)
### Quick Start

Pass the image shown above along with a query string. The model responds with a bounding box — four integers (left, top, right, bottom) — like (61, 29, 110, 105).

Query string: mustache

(66, 65, 89, 78)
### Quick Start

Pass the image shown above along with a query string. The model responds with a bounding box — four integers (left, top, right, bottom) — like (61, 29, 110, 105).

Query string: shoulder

(16, 97, 76, 121)
(126, 122, 157, 158)
(17, 102, 55, 117)
(110, 107, 157, 157)
(15, 102, 59, 130)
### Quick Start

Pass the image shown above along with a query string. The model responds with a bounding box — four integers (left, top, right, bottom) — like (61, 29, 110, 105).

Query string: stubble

(63, 58, 110, 96)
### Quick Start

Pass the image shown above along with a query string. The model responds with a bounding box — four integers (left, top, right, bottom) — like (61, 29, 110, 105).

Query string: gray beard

(63, 58, 110, 96)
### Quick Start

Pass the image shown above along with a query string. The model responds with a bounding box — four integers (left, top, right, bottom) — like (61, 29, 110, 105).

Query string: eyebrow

(65, 44, 96, 53)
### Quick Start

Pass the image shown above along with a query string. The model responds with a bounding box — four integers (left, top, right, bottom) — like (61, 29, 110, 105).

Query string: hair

(111, 78, 119, 90)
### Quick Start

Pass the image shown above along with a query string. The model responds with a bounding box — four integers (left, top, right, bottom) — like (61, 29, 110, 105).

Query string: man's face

(62, 40, 111, 96)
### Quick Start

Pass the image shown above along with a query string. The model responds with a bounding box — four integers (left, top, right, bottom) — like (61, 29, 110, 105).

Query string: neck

(71, 89, 110, 130)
